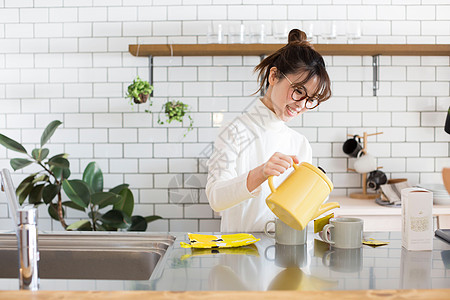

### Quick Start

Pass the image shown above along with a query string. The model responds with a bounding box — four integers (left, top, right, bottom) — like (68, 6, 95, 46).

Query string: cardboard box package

(401, 188, 433, 251)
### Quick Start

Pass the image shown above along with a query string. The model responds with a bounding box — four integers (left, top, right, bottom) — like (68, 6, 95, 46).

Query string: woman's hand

(262, 152, 299, 178)
(247, 152, 299, 193)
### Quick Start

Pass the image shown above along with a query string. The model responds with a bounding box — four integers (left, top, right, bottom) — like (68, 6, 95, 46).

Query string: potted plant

(158, 100, 194, 136)
(126, 76, 154, 104)
(0, 120, 161, 231)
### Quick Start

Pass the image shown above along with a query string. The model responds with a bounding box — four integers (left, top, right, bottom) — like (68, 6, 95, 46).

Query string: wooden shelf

(129, 43, 450, 57)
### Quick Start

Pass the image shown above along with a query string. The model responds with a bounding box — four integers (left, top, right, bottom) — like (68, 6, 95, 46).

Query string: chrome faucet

(1, 169, 39, 291)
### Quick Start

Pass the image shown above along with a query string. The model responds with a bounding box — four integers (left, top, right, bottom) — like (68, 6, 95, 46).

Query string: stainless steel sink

(0, 232, 175, 281)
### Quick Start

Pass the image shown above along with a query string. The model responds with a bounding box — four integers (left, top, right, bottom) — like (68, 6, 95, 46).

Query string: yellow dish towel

(180, 233, 260, 249)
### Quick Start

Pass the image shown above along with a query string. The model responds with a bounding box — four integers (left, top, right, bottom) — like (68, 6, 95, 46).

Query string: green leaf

(48, 203, 64, 221)
(128, 216, 147, 231)
(61, 168, 71, 180)
(66, 220, 92, 231)
(62, 179, 91, 208)
(16, 174, 36, 195)
(28, 184, 45, 204)
(31, 148, 49, 162)
(100, 210, 131, 229)
(91, 192, 122, 209)
(50, 166, 62, 179)
(82, 162, 103, 193)
(42, 184, 60, 204)
(0, 133, 27, 154)
(48, 153, 68, 160)
(32, 174, 49, 184)
(10, 158, 33, 171)
(47, 157, 69, 169)
(40, 120, 62, 147)
(113, 188, 134, 217)
(109, 184, 129, 194)
(51, 167, 71, 180)
(144, 215, 162, 223)
(62, 201, 86, 212)
(16, 176, 35, 206)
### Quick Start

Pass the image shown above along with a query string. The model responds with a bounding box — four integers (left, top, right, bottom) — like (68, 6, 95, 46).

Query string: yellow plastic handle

(268, 163, 299, 193)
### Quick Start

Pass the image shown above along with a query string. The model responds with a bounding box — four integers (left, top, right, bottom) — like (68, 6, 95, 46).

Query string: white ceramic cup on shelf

(353, 150, 377, 174)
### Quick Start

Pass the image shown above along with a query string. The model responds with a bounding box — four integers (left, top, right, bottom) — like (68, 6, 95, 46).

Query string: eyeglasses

(281, 72, 320, 110)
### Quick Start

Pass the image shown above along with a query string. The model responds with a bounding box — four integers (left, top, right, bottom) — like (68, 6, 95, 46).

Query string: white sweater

(206, 99, 312, 232)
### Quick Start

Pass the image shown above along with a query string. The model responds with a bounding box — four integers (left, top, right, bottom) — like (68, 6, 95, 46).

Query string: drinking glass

(228, 23, 247, 44)
(273, 21, 289, 43)
(303, 21, 315, 43)
(320, 21, 337, 44)
(207, 23, 224, 44)
(346, 21, 361, 44)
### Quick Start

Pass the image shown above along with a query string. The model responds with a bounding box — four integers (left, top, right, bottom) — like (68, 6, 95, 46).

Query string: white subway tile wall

(0, 1, 448, 232)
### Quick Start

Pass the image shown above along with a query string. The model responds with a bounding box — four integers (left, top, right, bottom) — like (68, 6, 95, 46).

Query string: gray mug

(367, 170, 387, 190)
(264, 218, 307, 245)
(265, 244, 307, 268)
(321, 217, 363, 249)
(322, 247, 363, 272)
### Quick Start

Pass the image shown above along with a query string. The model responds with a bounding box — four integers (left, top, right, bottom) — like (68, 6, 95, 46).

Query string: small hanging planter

(134, 93, 149, 104)
(158, 100, 193, 136)
(126, 76, 153, 105)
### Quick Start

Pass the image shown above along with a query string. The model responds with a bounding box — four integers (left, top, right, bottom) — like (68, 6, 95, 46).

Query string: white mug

(353, 150, 377, 174)
(264, 218, 307, 245)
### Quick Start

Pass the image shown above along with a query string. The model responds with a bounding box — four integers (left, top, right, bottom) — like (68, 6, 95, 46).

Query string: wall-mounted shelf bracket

(372, 55, 380, 96)
(148, 55, 154, 97)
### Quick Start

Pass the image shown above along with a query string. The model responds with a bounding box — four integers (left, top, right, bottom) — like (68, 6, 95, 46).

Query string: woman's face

(265, 67, 320, 122)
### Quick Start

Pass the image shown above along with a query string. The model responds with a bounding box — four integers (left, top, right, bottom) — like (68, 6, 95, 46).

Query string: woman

(206, 29, 332, 232)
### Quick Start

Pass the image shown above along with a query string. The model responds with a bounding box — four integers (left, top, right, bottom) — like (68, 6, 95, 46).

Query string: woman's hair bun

(288, 29, 308, 44)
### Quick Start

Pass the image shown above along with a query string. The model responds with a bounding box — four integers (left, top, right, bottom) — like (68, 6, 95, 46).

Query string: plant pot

(134, 93, 149, 104)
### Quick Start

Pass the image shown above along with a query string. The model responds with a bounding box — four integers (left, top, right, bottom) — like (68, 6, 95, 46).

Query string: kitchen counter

(149, 232, 450, 291)
(329, 196, 450, 231)
(0, 231, 449, 299)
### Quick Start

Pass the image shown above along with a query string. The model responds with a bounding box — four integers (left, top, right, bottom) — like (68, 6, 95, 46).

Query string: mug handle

(356, 149, 364, 158)
(321, 223, 335, 245)
(268, 163, 299, 193)
(264, 245, 275, 261)
(353, 135, 361, 144)
(322, 250, 334, 267)
(264, 220, 276, 238)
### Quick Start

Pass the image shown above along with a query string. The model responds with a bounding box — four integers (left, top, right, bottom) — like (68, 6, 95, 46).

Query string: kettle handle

(268, 163, 299, 193)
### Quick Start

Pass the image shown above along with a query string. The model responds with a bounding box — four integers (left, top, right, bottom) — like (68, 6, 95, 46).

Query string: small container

(401, 188, 433, 251)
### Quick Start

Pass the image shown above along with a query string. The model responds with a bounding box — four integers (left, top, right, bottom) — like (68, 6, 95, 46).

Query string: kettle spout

(311, 202, 340, 220)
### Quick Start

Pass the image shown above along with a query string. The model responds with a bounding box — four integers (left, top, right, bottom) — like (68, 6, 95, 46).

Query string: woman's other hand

(247, 152, 299, 193)
(262, 152, 299, 178)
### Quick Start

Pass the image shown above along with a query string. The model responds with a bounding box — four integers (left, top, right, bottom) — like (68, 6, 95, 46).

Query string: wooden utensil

(443, 168, 450, 194)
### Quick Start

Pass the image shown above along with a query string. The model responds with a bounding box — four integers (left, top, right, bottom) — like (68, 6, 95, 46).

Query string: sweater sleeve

(205, 121, 261, 212)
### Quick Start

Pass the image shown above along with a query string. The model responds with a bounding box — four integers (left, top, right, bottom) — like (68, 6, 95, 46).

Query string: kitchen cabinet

(330, 196, 450, 231)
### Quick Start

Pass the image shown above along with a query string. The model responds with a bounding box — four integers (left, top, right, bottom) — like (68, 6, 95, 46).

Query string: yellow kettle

(266, 162, 339, 231)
